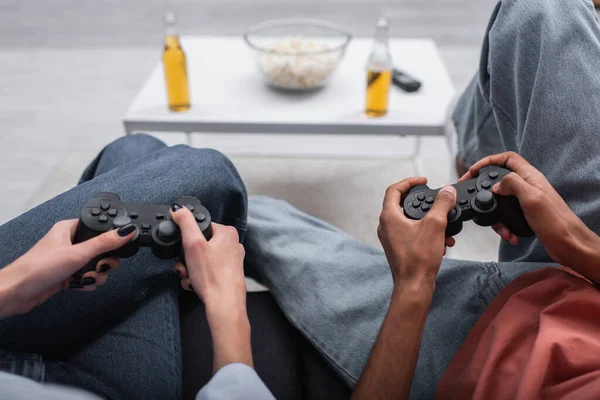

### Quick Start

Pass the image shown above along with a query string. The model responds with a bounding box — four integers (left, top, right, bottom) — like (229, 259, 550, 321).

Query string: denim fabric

(245, 0, 600, 398)
(453, 0, 600, 263)
(0, 134, 248, 400)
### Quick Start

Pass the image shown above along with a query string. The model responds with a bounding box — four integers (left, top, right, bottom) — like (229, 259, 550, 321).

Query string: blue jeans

(0, 136, 248, 399)
(244, 0, 600, 398)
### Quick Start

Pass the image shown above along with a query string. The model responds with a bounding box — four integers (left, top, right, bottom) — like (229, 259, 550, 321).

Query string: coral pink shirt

(437, 267, 600, 399)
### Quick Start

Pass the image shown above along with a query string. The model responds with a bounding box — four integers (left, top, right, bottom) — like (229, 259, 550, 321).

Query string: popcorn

(259, 37, 338, 90)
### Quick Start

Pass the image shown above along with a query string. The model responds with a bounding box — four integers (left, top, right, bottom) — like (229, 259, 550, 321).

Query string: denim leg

(453, 0, 600, 263)
(0, 138, 247, 399)
(246, 196, 554, 398)
(78, 134, 167, 183)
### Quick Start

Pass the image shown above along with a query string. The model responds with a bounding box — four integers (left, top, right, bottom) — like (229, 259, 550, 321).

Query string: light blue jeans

(244, 0, 600, 398)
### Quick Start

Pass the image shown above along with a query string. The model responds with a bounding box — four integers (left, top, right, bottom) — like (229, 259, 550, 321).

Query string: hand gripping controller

(403, 166, 534, 237)
(73, 192, 212, 280)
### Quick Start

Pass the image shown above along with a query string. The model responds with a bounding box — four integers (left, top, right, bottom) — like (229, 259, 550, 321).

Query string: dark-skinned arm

(351, 284, 433, 400)
(351, 177, 457, 399)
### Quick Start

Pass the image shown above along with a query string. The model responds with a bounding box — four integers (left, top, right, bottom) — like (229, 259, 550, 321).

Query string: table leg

(410, 135, 424, 177)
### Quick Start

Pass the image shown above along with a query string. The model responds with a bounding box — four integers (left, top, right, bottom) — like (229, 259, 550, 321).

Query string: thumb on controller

(424, 186, 457, 231)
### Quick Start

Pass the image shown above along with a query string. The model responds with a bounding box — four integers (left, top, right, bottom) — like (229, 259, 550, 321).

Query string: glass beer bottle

(163, 11, 190, 112)
(365, 17, 392, 117)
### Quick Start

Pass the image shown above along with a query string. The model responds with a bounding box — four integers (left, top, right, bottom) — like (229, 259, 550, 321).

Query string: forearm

(206, 305, 253, 373)
(0, 260, 30, 319)
(351, 283, 433, 400)
(563, 224, 600, 284)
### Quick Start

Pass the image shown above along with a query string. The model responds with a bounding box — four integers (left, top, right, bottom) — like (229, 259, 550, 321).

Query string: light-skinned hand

(0, 220, 136, 318)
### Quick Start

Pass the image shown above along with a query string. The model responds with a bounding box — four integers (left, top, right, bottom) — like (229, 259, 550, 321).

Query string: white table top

(123, 36, 455, 136)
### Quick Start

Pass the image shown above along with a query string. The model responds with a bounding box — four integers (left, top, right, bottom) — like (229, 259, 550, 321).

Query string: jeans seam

(475, 262, 504, 310)
(490, 98, 518, 140)
(461, 102, 494, 163)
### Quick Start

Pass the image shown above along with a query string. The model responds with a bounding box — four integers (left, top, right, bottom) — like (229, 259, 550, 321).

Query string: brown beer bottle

(163, 11, 190, 112)
(365, 17, 392, 117)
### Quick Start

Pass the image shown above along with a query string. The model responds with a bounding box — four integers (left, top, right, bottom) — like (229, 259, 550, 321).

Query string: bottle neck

(165, 35, 180, 49)
(164, 11, 180, 47)
(373, 26, 389, 47)
(368, 26, 391, 71)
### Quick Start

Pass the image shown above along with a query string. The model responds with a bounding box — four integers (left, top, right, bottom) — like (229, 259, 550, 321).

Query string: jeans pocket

(0, 350, 45, 382)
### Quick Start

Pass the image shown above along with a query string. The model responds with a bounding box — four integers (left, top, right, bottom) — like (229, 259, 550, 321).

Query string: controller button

(459, 199, 469, 207)
(475, 191, 494, 210)
(156, 213, 165, 220)
(416, 193, 425, 201)
(481, 180, 492, 190)
(412, 201, 421, 208)
(112, 216, 132, 228)
(91, 208, 101, 216)
(142, 223, 151, 230)
(425, 196, 434, 204)
(195, 213, 207, 223)
(107, 209, 117, 217)
(130, 212, 138, 219)
(448, 207, 458, 220)
(98, 215, 109, 223)
(467, 187, 476, 194)
(421, 204, 431, 212)
(157, 221, 179, 242)
(100, 201, 110, 211)
(184, 204, 195, 212)
(488, 171, 499, 180)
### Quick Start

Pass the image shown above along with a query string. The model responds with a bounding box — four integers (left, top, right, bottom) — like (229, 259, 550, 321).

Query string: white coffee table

(123, 36, 455, 161)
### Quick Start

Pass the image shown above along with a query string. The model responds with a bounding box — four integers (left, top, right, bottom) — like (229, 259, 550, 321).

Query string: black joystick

(475, 191, 494, 210)
(73, 193, 213, 280)
(403, 166, 534, 237)
(157, 220, 179, 242)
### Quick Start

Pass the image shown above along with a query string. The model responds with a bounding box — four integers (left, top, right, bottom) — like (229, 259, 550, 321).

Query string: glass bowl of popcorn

(243, 19, 353, 91)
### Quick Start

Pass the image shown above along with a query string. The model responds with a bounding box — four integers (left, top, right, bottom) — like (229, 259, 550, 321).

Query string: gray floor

(1, 0, 501, 260)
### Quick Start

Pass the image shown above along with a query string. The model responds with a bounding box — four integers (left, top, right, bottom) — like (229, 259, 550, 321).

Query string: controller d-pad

(100, 201, 110, 211)
(421, 204, 431, 212)
(459, 199, 469, 207)
(467, 187, 476, 194)
(425, 196, 434, 204)
(412, 200, 421, 208)
(488, 171, 499, 180)
(98, 215, 109, 223)
(91, 208, 101, 216)
(416, 193, 425, 201)
(142, 223, 151, 230)
(156, 213, 165, 220)
(107, 209, 117, 217)
(130, 212, 138, 219)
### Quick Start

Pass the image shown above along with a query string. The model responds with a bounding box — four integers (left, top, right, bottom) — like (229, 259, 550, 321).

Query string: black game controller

(403, 166, 534, 237)
(73, 192, 212, 280)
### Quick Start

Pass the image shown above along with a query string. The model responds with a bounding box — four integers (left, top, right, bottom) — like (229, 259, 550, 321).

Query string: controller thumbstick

(157, 221, 179, 242)
(475, 191, 494, 210)
(112, 216, 132, 228)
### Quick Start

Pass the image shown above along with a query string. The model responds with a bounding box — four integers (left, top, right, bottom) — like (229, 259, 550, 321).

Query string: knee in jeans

(170, 145, 238, 175)
(499, 0, 591, 28)
(106, 133, 165, 154)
